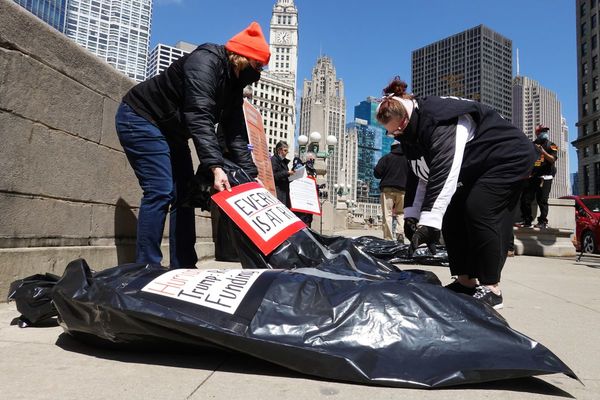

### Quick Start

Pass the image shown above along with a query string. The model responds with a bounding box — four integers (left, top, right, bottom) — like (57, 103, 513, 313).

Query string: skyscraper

(574, 0, 600, 195)
(250, 73, 295, 155)
(248, 0, 298, 155)
(13, 0, 68, 32)
(512, 76, 571, 198)
(412, 24, 513, 120)
(299, 56, 346, 205)
(146, 41, 196, 78)
(353, 97, 395, 201)
(64, 0, 153, 82)
(268, 0, 298, 90)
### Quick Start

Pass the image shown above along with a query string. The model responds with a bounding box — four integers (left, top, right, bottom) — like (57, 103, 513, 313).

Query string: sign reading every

(212, 182, 306, 254)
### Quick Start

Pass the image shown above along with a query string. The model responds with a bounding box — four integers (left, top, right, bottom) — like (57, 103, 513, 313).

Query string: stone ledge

(514, 227, 576, 257)
(0, 242, 215, 296)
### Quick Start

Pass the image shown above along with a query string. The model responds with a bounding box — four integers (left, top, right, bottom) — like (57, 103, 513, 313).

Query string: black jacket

(402, 96, 537, 229)
(373, 144, 408, 191)
(532, 137, 558, 177)
(122, 43, 258, 177)
(271, 155, 290, 189)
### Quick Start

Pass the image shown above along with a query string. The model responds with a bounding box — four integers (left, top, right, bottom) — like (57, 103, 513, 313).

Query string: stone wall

(0, 0, 213, 294)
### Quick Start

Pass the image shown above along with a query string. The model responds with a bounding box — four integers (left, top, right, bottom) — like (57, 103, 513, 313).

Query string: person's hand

(404, 217, 419, 241)
(409, 225, 440, 255)
(211, 167, 231, 192)
(288, 170, 295, 175)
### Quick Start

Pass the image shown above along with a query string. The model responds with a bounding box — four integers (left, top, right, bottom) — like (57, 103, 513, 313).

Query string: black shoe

(535, 222, 548, 229)
(445, 280, 477, 296)
(473, 286, 503, 309)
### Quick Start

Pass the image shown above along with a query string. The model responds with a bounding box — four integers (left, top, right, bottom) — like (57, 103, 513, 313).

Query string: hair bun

(383, 76, 407, 96)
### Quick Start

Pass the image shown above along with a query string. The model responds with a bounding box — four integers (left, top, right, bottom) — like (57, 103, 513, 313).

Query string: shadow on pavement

(55, 332, 574, 396)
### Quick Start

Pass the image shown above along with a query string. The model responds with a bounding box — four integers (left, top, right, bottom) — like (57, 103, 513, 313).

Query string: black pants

(520, 177, 553, 224)
(442, 180, 522, 285)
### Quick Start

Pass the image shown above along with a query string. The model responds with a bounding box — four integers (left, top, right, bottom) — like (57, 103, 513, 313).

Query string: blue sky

(151, 0, 578, 173)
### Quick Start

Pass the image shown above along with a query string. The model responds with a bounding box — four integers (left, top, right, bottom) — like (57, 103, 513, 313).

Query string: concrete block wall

(0, 0, 214, 295)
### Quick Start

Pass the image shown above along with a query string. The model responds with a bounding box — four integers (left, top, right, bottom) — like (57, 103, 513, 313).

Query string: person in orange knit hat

(114, 22, 270, 268)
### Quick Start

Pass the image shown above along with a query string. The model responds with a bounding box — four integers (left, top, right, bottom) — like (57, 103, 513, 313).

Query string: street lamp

(297, 134, 309, 157)
(309, 131, 321, 153)
(326, 135, 337, 156)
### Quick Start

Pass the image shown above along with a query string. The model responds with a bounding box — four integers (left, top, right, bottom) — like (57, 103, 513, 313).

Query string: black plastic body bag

(7, 160, 577, 388)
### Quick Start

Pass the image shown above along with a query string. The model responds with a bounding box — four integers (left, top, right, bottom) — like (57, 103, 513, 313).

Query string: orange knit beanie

(225, 22, 271, 64)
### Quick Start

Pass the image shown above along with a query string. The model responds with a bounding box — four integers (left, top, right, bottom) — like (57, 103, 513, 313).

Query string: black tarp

(182, 159, 449, 269)
(8, 259, 577, 388)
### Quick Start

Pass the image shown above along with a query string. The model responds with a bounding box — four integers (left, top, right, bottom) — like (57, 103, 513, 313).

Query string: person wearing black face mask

(518, 124, 558, 229)
(114, 22, 270, 269)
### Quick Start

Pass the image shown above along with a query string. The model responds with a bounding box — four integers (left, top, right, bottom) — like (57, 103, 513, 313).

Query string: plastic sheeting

(181, 159, 449, 269)
(9, 259, 576, 388)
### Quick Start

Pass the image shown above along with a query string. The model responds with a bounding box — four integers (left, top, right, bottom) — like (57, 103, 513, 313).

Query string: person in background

(271, 141, 293, 206)
(375, 77, 537, 309)
(291, 152, 317, 226)
(374, 140, 408, 242)
(115, 22, 269, 268)
(518, 124, 558, 229)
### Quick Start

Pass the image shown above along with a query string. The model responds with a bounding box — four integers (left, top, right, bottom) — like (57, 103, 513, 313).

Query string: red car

(561, 195, 600, 253)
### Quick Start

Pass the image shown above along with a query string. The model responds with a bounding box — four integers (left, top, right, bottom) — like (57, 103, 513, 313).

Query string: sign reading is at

(212, 182, 306, 255)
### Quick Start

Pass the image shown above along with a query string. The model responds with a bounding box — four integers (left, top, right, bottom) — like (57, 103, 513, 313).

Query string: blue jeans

(115, 102, 197, 267)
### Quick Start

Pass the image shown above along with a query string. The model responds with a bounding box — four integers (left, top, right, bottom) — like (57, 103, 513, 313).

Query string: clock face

(275, 31, 291, 45)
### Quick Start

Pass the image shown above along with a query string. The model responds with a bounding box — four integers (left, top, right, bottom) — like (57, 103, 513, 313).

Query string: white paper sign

(141, 269, 266, 314)
(289, 177, 321, 215)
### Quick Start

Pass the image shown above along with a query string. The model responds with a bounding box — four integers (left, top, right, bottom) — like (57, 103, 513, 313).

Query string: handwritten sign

(243, 99, 276, 196)
(141, 268, 266, 314)
(212, 182, 306, 254)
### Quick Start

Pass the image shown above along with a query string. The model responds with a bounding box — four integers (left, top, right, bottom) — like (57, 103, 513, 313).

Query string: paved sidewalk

(1, 249, 599, 399)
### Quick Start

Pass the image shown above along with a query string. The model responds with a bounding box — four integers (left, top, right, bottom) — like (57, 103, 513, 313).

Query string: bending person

(115, 22, 269, 268)
(375, 77, 537, 309)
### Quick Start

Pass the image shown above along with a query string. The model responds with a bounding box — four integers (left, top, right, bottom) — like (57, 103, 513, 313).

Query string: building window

(584, 81, 589, 96)
(584, 123, 590, 136)
(584, 102, 590, 116)
(594, 97, 600, 112)
(582, 2, 587, 17)
(585, 146, 590, 157)
(593, 13, 598, 28)
(582, 21, 588, 36)
(594, 55, 598, 70)
(595, 163, 600, 194)
(584, 165, 591, 195)
(593, 35, 598, 50)
(583, 61, 589, 76)
(582, 41, 588, 57)
(595, 143, 600, 154)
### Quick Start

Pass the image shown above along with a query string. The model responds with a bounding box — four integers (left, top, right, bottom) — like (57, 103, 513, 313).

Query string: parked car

(560, 195, 600, 253)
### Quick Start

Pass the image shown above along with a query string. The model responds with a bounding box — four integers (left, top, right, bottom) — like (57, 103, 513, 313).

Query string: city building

(248, 0, 299, 156)
(14, 0, 152, 82)
(412, 24, 513, 120)
(146, 41, 196, 78)
(13, 0, 68, 32)
(299, 56, 346, 205)
(512, 76, 571, 198)
(249, 72, 295, 155)
(268, 0, 298, 91)
(65, 0, 152, 82)
(354, 97, 395, 200)
(574, 0, 600, 195)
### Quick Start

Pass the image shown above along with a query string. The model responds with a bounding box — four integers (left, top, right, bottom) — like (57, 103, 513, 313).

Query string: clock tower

(269, 0, 298, 91)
